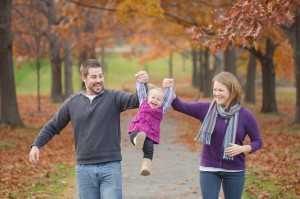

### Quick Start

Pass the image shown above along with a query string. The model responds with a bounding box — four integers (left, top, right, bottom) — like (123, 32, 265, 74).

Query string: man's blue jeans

(76, 161, 122, 199)
(200, 170, 245, 199)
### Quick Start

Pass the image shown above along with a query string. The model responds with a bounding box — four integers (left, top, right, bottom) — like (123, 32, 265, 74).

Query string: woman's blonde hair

(212, 72, 243, 108)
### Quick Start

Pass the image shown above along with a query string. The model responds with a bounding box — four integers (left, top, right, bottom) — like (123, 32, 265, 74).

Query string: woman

(165, 72, 262, 199)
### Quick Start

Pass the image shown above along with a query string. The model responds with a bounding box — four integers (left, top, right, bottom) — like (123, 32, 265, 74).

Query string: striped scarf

(194, 100, 241, 160)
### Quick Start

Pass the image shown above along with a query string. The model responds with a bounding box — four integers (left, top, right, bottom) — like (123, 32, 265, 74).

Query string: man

(29, 59, 148, 199)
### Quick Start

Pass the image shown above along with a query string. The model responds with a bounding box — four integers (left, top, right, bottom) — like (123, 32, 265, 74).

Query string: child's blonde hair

(147, 84, 165, 99)
(147, 83, 156, 91)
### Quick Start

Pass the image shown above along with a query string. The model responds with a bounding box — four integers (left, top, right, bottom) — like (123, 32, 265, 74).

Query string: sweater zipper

(89, 97, 94, 110)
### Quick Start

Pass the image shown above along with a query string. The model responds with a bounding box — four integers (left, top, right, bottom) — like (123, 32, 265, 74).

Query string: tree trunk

(293, 8, 300, 123)
(281, 8, 300, 123)
(192, 48, 198, 87)
(36, 56, 41, 112)
(0, 0, 23, 126)
(78, 50, 88, 88)
(63, 39, 73, 98)
(224, 42, 238, 76)
(169, 52, 173, 78)
(199, 49, 204, 92)
(245, 52, 256, 104)
(47, 0, 63, 102)
(49, 44, 63, 102)
(202, 48, 212, 97)
(100, 45, 106, 72)
(194, 49, 205, 101)
(213, 51, 224, 75)
(260, 38, 277, 113)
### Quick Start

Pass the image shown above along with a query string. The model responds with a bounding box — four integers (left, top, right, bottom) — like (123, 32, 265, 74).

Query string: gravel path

(121, 116, 200, 199)
(61, 115, 201, 199)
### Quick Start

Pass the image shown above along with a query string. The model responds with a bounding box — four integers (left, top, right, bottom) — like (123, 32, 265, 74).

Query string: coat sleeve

(171, 96, 208, 121)
(136, 81, 147, 106)
(162, 87, 174, 115)
(115, 90, 140, 112)
(32, 98, 71, 148)
(245, 110, 263, 153)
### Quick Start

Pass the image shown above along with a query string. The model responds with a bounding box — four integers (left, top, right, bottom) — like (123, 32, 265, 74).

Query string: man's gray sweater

(32, 88, 139, 164)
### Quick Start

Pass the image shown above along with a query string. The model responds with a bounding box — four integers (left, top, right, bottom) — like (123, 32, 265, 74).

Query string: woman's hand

(163, 78, 176, 99)
(163, 78, 174, 88)
(224, 143, 252, 157)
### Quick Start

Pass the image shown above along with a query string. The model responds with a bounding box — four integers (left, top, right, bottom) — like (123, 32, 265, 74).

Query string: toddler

(128, 75, 174, 176)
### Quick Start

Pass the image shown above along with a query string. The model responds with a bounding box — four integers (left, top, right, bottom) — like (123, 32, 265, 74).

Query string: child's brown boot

(140, 158, 152, 176)
(134, 132, 146, 150)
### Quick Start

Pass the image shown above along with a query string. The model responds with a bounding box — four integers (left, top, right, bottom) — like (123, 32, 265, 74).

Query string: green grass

(0, 141, 15, 149)
(14, 53, 193, 95)
(48, 163, 75, 198)
(244, 172, 299, 199)
(244, 171, 279, 199)
(7, 163, 74, 198)
(14, 58, 82, 94)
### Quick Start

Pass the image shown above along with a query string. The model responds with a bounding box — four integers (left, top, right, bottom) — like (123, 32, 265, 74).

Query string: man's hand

(135, 71, 148, 83)
(29, 146, 40, 165)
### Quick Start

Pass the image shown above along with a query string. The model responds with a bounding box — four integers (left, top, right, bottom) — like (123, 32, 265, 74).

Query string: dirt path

(61, 115, 201, 199)
(121, 116, 200, 199)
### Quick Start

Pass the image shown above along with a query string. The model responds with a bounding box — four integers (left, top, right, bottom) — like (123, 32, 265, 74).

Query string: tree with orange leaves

(188, 0, 298, 116)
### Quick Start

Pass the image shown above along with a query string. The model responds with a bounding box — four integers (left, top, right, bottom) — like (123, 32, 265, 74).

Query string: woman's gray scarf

(194, 100, 241, 160)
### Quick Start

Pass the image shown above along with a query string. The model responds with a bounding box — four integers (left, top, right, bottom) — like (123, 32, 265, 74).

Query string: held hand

(135, 71, 148, 83)
(224, 143, 245, 157)
(162, 78, 174, 88)
(29, 146, 40, 165)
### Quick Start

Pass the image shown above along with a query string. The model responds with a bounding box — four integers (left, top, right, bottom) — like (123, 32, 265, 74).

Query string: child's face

(147, 89, 164, 109)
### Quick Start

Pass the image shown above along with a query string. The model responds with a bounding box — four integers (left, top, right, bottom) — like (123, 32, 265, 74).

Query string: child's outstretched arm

(162, 78, 175, 115)
(135, 71, 148, 106)
(163, 78, 176, 98)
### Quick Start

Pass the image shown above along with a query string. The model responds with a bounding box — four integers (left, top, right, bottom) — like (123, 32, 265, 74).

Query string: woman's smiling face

(213, 81, 230, 107)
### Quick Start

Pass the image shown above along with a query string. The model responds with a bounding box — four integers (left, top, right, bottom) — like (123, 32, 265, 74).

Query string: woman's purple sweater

(171, 96, 262, 170)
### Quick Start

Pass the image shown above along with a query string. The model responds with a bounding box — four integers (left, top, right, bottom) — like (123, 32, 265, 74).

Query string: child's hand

(163, 78, 174, 88)
(135, 71, 148, 83)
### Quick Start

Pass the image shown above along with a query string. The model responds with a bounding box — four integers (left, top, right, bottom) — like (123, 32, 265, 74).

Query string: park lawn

(14, 53, 192, 95)
(1, 54, 299, 198)
(0, 94, 77, 198)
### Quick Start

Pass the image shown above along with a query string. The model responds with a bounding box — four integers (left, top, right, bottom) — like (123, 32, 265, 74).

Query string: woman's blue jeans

(76, 161, 122, 199)
(200, 170, 245, 199)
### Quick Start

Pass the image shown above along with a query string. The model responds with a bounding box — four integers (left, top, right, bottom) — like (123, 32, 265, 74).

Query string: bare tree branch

(65, 0, 117, 12)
